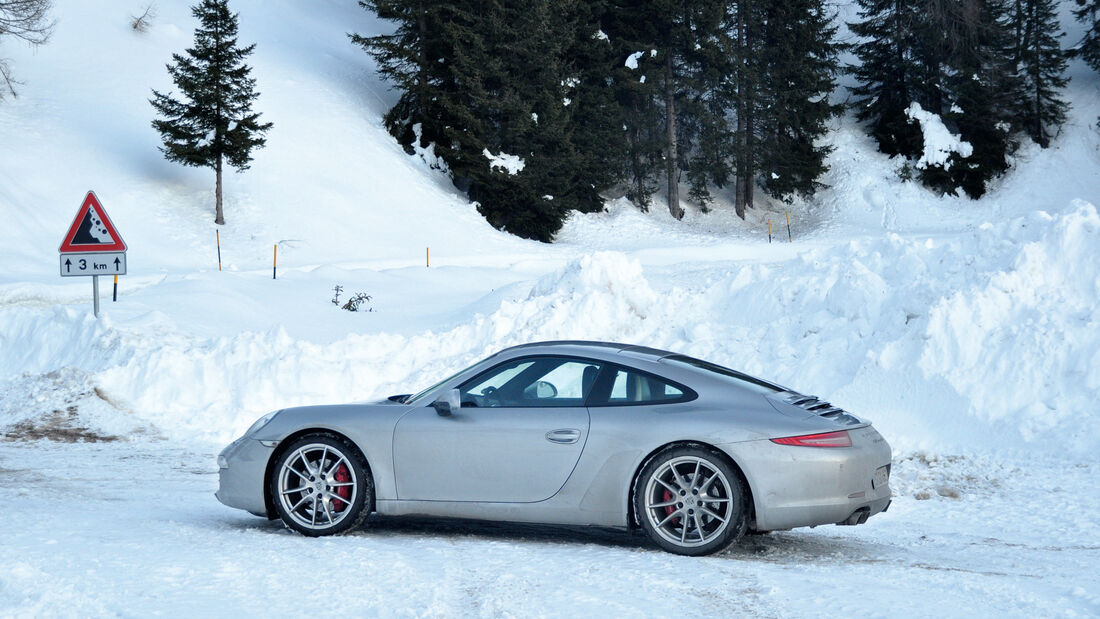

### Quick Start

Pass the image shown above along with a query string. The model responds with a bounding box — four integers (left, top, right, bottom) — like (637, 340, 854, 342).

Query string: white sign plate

(60, 252, 127, 277)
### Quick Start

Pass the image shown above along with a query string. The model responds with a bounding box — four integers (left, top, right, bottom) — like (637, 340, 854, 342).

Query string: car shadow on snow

(221, 513, 890, 562)
(359, 515, 646, 551)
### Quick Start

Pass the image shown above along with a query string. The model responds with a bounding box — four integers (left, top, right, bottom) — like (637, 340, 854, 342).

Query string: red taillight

(771, 430, 852, 448)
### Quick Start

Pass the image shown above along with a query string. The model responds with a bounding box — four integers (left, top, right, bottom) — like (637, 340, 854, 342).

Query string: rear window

(663, 355, 781, 396)
(587, 366, 695, 406)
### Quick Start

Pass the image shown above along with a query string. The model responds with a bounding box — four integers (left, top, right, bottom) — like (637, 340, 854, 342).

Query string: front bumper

(215, 437, 276, 517)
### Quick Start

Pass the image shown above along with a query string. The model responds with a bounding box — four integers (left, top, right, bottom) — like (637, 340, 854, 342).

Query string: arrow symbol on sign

(64, 258, 72, 273)
(113, 258, 121, 269)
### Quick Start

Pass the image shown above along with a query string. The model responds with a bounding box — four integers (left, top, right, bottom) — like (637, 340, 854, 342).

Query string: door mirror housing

(431, 388, 461, 417)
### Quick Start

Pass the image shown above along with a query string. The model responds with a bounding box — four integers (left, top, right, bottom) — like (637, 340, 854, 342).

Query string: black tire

(269, 433, 373, 536)
(633, 445, 748, 556)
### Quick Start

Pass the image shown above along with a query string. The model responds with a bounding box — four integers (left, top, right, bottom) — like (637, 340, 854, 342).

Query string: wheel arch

(626, 440, 758, 532)
(263, 428, 376, 519)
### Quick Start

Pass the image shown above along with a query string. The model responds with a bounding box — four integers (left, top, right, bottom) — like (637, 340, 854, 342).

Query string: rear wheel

(634, 446, 747, 556)
(270, 434, 372, 536)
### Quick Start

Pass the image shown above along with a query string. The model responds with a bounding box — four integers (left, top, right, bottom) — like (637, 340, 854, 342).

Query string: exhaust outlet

(837, 507, 870, 526)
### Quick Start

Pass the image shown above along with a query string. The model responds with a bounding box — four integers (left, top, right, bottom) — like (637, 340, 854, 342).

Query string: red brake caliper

(663, 490, 678, 524)
(333, 463, 351, 512)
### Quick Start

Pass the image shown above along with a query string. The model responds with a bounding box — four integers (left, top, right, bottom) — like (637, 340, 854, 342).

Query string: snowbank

(4, 211, 1097, 456)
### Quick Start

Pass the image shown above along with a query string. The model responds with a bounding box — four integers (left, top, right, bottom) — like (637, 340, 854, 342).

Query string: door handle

(545, 429, 581, 444)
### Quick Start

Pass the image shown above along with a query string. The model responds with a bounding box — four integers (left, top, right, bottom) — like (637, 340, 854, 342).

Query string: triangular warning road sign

(59, 191, 127, 253)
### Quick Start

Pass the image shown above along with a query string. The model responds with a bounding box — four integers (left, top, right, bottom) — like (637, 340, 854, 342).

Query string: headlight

(245, 411, 279, 436)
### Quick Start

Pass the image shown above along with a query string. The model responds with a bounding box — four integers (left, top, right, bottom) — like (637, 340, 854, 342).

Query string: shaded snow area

(1, 1, 1099, 617)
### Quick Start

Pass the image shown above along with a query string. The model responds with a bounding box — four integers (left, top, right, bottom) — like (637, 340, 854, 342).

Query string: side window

(463, 361, 534, 397)
(595, 367, 690, 406)
(458, 357, 602, 408)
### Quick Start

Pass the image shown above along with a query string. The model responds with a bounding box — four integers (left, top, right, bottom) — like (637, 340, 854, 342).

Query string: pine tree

(605, 0, 697, 220)
(150, 0, 271, 225)
(564, 5, 630, 213)
(920, 0, 1021, 198)
(680, 1, 738, 212)
(604, 1, 663, 210)
(1013, 0, 1069, 147)
(1074, 0, 1100, 127)
(732, 0, 763, 218)
(1075, 0, 1100, 72)
(756, 0, 842, 202)
(350, 0, 451, 152)
(849, 0, 937, 158)
(852, 0, 1028, 198)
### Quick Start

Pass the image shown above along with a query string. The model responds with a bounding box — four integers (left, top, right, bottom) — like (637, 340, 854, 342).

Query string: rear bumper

(720, 425, 893, 532)
(215, 437, 274, 517)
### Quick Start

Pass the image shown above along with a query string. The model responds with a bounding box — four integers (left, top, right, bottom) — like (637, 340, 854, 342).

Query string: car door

(392, 356, 600, 503)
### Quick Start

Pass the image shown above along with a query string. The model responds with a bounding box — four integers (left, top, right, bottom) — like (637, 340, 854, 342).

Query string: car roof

(500, 340, 677, 361)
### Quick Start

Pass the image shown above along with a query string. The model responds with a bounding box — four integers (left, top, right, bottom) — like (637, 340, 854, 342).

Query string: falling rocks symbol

(71, 210, 111, 245)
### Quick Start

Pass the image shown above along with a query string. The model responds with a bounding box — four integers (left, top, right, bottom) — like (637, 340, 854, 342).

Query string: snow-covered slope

(1, 0, 1098, 454)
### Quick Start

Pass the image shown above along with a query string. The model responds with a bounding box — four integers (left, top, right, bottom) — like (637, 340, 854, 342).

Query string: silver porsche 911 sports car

(216, 341, 892, 556)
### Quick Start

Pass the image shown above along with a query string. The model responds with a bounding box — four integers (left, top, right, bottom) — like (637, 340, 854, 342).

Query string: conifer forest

(353, 0, 1090, 241)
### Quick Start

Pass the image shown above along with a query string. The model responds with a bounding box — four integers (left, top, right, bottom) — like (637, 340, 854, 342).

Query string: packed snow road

(0, 440, 1095, 617)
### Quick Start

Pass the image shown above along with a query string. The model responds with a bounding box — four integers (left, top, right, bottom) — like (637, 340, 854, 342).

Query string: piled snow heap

(2, 202, 1097, 456)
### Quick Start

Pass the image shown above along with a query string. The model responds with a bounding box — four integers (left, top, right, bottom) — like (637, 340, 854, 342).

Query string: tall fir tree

(755, 0, 842, 202)
(852, 0, 1027, 198)
(1013, 0, 1069, 147)
(680, 0, 738, 212)
(1073, 0, 1100, 126)
(604, 0, 702, 220)
(1074, 0, 1100, 71)
(358, 0, 620, 241)
(849, 0, 939, 158)
(732, 0, 764, 218)
(925, 0, 1021, 198)
(150, 0, 271, 225)
(604, 1, 663, 210)
(350, 1, 452, 152)
(563, 4, 630, 213)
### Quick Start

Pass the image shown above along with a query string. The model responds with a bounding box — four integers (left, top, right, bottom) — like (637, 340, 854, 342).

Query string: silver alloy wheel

(643, 455, 733, 548)
(277, 443, 359, 530)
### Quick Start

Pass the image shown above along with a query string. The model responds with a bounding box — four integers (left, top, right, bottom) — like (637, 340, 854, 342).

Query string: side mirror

(431, 388, 461, 417)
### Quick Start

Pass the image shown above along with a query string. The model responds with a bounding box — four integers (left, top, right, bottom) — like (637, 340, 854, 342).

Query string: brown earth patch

(2, 405, 119, 443)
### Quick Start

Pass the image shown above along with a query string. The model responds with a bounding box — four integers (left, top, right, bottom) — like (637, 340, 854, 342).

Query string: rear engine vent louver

(786, 394, 861, 425)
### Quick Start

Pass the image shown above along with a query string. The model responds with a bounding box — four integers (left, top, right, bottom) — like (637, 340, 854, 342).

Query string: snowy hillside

(1, 0, 1098, 615)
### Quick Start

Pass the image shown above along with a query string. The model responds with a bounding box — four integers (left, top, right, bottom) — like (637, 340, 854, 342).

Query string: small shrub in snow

(130, 3, 156, 33)
(331, 285, 371, 311)
(342, 293, 372, 312)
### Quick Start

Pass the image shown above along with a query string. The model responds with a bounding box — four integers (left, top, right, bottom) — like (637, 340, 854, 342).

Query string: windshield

(405, 357, 487, 405)
(662, 355, 782, 395)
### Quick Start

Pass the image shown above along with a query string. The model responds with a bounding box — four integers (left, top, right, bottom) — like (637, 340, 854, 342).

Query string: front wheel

(270, 434, 373, 536)
(634, 446, 748, 556)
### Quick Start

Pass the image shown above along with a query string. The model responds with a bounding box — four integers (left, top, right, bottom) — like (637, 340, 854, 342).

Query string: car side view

(216, 341, 892, 556)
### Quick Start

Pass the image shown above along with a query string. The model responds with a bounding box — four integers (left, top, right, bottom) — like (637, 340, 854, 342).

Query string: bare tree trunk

(215, 156, 225, 225)
(734, 0, 747, 219)
(745, 87, 755, 210)
(665, 56, 683, 220)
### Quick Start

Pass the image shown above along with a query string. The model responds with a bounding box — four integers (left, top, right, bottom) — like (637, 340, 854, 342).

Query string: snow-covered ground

(1, 1, 1098, 616)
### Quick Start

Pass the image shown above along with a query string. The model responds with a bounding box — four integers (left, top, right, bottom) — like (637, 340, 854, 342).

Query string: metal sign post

(59, 191, 128, 317)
